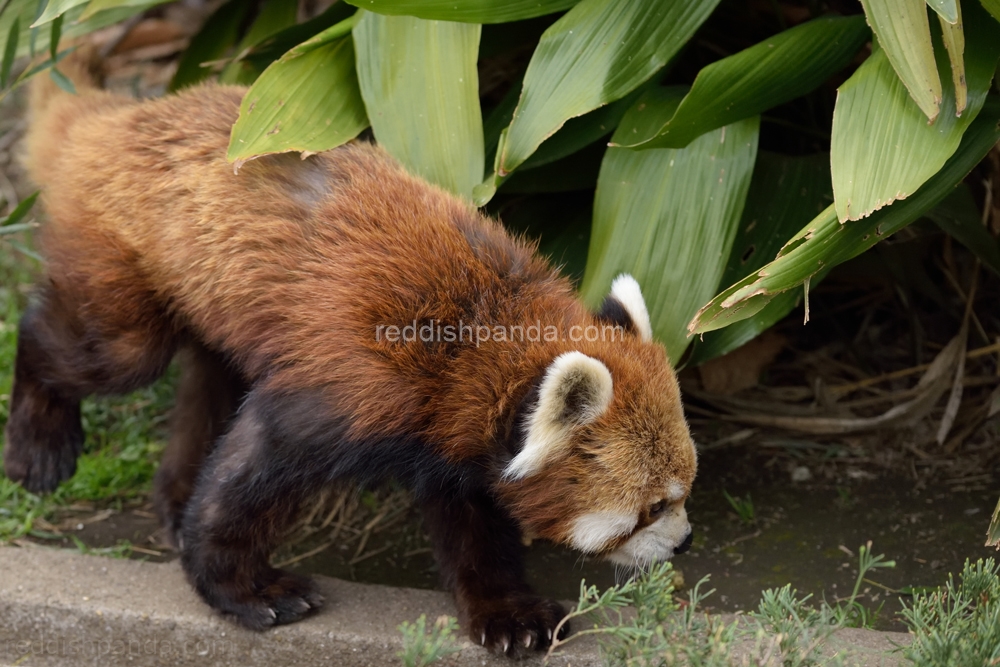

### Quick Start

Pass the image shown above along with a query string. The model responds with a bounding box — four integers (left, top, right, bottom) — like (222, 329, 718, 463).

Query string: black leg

(4, 288, 175, 493)
(179, 390, 328, 630)
(420, 491, 568, 658)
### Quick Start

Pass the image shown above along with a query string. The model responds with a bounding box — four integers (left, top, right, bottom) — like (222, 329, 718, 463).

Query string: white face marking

(666, 482, 686, 503)
(569, 511, 638, 553)
(609, 274, 653, 342)
(503, 352, 614, 480)
(607, 506, 691, 567)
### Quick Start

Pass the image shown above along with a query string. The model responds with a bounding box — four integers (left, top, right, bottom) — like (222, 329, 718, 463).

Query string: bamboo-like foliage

(4, 0, 999, 365)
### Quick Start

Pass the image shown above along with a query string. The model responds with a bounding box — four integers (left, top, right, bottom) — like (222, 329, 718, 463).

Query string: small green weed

(723, 489, 755, 525)
(397, 614, 463, 667)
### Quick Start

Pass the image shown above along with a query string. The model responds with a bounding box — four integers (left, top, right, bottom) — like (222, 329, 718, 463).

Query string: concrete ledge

(0, 545, 910, 667)
(0, 545, 597, 667)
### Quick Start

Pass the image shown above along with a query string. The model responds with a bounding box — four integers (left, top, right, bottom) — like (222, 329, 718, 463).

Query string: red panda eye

(649, 500, 666, 517)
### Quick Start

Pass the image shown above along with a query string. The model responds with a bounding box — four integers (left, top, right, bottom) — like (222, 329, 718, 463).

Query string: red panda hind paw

(468, 595, 568, 659)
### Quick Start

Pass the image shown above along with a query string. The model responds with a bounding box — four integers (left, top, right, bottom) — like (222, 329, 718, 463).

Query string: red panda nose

(674, 530, 694, 555)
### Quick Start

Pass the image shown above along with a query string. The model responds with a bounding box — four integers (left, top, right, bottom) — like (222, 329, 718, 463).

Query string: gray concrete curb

(0, 545, 597, 667)
(0, 545, 911, 667)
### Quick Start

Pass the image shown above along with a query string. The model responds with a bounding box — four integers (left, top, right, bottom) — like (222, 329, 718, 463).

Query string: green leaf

(688, 153, 832, 365)
(831, 8, 1000, 222)
(48, 65, 74, 93)
(1, 191, 39, 227)
(227, 31, 368, 167)
(343, 0, 578, 23)
(1, 17, 19, 88)
(47, 10, 58, 60)
(938, 2, 966, 115)
(927, 0, 959, 22)
(690, 95, 1000, 336)
(31, 0, 85, 27)
(925, 184, 1000, 275)
(169, 0, 249, 91)
(497, 0, 720, 176)
(982, 0, 1000, 22)
(580, 87, 759, 363)
(613, 16, 869, 150)
(859, 0, 942, 121)
(354, 12, 484, 199)
(78, 0, 167, 21)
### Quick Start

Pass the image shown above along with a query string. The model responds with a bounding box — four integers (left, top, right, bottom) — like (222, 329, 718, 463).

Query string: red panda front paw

(217, 569, 325, 631)
(468, 594, 568, 659)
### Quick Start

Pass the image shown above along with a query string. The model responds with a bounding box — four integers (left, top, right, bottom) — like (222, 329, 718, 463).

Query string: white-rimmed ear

(504, 352, 613, 480)
(597, 275, 653, 342)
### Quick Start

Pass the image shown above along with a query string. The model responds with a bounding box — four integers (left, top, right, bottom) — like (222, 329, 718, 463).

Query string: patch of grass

(0, 242, 175, 542)
(542, 543, 895, 666)
(900, 558, 1000, 667)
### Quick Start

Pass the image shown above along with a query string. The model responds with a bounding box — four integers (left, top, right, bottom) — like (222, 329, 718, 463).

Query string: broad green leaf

(927, 0, 959, 22)
(227, 33, 368, 166)
(859, 0, 942, 121)
(690, 95, 1000, 335)
(982, 0, 1000, 21)
(344, 0, 577, 23)
(938, 0, 966, 114)
(580, 88, 759, 363)
(832, 9, 1000, 222)
(688, 153, 832, 365)
(354, 12, 483, 199)
(31, 0, 86, 27)
(220, 0, 299, 85)
(497, 0, 719, 176)
(925, 184, 1000, 275)
(613, 16, 869, 150)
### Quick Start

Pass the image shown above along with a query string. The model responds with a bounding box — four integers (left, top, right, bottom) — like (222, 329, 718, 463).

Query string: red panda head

(496, 275, 696, 567)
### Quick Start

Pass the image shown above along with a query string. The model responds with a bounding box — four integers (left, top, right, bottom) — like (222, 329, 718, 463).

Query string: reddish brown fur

(6, 50, 696, 657)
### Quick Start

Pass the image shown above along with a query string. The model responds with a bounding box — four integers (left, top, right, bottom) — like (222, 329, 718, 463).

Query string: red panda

(3, 48, 697, 658)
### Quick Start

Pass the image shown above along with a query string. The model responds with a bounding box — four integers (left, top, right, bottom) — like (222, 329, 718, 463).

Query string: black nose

(674, 530, 693, 555)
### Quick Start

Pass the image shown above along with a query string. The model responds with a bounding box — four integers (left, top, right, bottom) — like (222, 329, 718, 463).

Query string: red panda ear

(503, 351, 613, 480)
(596, 274, 653, 342)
